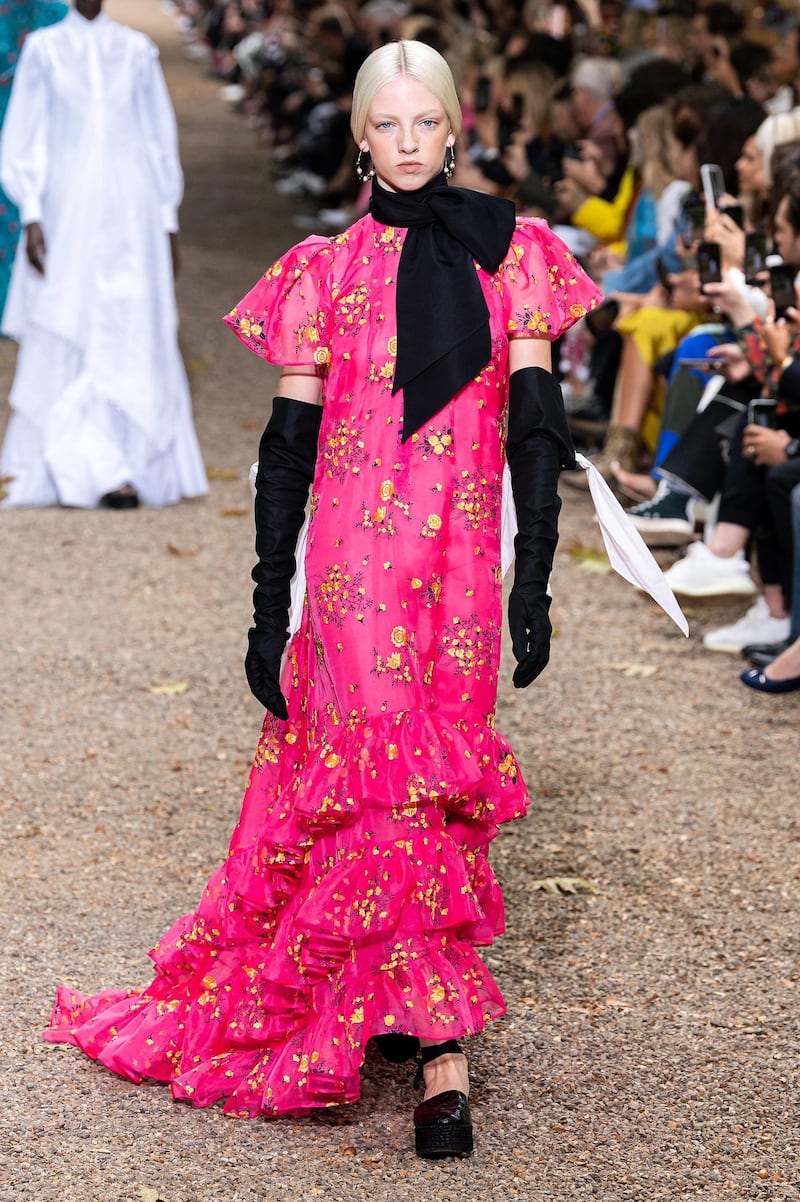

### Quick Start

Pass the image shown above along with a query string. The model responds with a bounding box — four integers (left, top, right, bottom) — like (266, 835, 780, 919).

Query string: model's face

(75, 0, 104, 18)
(736, 136, 766, 196)
(773, 196, 800, 265)
(360, 76, 454, 194)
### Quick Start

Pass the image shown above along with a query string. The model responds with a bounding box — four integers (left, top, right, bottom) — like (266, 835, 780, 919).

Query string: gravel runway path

(1, 5, 798, 1199)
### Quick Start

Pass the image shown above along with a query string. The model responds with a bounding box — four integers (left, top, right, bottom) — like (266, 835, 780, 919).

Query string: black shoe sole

(414, 1123, 473, 1159)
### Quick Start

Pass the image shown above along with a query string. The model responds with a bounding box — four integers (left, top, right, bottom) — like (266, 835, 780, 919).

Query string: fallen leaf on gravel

(137, 1189, 166, 1202)
(166, 542, 198, 557)
(610, 661, 659, 677)
(577, 557, 611, 574)
(147, 680, 190, 696)
(219, 506, 248, 518)
(206, 466, 239, 480)
(529, 876, 600, 895)
(566, 538, 607, 562)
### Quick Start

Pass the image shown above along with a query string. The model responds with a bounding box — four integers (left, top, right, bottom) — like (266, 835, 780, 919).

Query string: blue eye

(421, 119, 438, 128)
(376, 121, 393, 130)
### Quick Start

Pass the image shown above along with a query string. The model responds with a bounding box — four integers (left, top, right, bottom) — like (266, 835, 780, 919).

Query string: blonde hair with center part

(351, 40, 462, 144)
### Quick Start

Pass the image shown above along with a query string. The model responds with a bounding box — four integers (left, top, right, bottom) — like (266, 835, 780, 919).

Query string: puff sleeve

(223, 236, 334, 368)
(498, 218, 602, 340)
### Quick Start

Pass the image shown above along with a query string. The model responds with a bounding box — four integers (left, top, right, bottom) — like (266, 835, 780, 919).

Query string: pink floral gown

(45, 215, 600, 1117)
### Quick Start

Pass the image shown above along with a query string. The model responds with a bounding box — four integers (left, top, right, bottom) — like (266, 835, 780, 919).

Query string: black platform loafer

(414, 1088, 473, 1159)
(412, 1039, 473, 1159)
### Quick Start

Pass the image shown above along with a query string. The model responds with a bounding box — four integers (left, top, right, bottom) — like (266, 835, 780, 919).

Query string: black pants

(718, 415, 800, 602)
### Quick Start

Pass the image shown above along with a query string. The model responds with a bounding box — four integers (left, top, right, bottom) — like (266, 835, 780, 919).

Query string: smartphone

(585, 298, 620, 336)
(677, 357, 717, 370)
(680, 198, 706, 246)
(474, 75, 491, 114)
(747, 398, 779, 428)
(701, 163, 725, 209)
(697, 240, 722, 288)
(744, 229, 768, 285)
(720, 202, 744, 229)
(769, 262, 797, 318)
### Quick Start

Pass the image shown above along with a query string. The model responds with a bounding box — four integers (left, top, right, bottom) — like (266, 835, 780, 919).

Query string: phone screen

(697, 241, 722, 287)
(769, 263, 796, 318)
(744, 230, 768, 285)
(681, 200, 706, 246)
(747, 399, 779, 428)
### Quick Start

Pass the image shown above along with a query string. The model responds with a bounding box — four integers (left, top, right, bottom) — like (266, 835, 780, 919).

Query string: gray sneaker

(626, 480, 696, 547)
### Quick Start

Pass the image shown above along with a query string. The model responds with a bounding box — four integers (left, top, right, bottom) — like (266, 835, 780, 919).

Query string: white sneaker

(702, 596, 791, 652)
(662, 541, 757, 597)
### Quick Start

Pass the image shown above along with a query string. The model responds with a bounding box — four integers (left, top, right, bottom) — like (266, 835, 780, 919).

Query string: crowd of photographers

(172, 0, 800, 694)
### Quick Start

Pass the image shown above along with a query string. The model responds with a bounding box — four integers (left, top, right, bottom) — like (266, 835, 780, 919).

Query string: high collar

(66, 8, 109, 31)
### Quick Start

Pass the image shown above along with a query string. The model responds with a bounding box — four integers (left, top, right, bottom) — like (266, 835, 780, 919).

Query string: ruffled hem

(44, 708, 528, 1117)
(45, 935, 504, 1117)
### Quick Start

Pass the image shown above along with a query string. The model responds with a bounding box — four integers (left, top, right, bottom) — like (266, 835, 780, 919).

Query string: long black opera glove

(506, 366, 576, 689)
(246, 396, 322, 719)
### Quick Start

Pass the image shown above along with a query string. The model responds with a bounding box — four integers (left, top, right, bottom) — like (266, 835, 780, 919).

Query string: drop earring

(444, 146, 456, 179)
(356, 150, 375, 182)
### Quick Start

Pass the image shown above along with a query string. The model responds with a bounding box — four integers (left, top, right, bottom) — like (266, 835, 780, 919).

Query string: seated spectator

(741, 479, 800, 692)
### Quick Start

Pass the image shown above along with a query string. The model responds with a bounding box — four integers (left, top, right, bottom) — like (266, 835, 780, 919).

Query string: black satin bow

(370, 174, 516, 441)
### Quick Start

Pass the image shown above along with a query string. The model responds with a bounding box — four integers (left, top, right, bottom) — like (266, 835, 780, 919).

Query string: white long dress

(0, 9, 207, 508)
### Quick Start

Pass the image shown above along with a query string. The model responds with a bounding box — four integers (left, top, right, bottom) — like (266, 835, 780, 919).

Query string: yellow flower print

(313, 347, 330, 366)
(387, 335, 397, 357)
(421, 513, 443, 538)
(391, 625, 407, 648)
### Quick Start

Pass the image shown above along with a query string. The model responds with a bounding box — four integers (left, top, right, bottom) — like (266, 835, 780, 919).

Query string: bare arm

(508, 336, 552, 373)
(277, 366, 324, 405)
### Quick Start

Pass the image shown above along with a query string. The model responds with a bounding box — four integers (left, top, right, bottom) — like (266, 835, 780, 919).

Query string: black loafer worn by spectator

(741, 637, 792, 667)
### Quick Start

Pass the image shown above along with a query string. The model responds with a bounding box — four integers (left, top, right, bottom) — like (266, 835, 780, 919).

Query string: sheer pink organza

(45, 216, 601, 1116)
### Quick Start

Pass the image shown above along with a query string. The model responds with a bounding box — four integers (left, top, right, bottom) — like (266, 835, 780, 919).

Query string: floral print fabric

(45, 216, 600, 1117)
